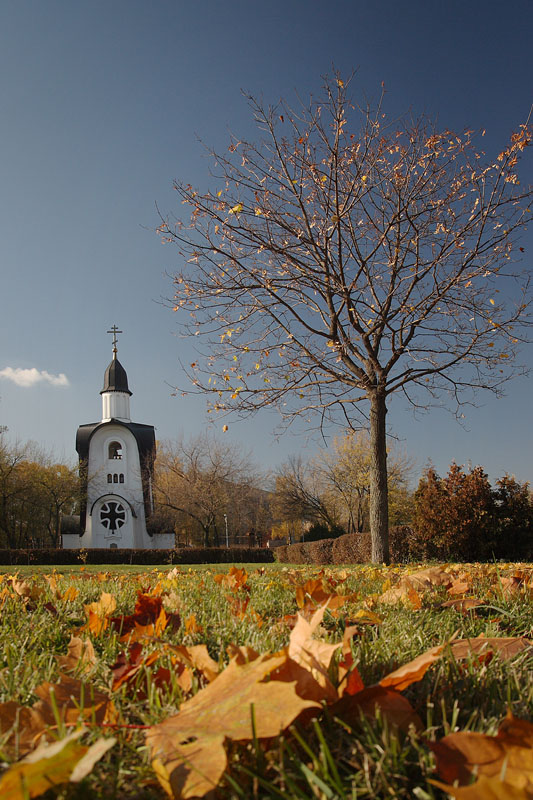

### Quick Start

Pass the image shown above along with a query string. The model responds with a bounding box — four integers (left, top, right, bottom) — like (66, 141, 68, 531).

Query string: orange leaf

(333, 686, 423, 732)
(288, 605, 341, 701)
(431, 714, 533, 792)
(0, 702, 48, 758)
(451, 637, 533, 662)
(379, 644, 444, 692)
(184, 614, 203, 635)
(34, 677, 117, 728)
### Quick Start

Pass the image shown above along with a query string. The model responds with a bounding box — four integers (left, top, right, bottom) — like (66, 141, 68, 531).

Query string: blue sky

(0, 0, 532, 485)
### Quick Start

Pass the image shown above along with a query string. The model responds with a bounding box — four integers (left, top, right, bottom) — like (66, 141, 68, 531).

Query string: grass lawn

(0, 561, 532, 798)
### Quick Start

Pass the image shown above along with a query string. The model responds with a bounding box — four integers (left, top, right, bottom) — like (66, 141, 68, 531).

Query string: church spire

(101, 326, 132, 421)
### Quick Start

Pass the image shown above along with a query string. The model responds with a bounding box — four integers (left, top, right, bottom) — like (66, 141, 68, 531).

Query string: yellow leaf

(222, 425, 228, 433)
(229, 203, 243, 214)
(0, 730, 115, 799)
(489, 299, 495, 305)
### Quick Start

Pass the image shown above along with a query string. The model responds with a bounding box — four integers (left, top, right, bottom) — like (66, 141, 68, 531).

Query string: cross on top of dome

(107, 325, 123, 358)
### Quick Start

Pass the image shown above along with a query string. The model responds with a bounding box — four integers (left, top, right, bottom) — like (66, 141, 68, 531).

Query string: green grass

(0, 562, 532, 798)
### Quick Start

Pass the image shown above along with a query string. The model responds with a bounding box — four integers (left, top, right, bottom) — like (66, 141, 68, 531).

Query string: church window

(100, 501, 126, 532)
(107, 473, 112, 483)
(113, 474, 118, 483)
(110, 543, 118, 549)
(109, 441, 123, 460)
(119, 474, 124, 484)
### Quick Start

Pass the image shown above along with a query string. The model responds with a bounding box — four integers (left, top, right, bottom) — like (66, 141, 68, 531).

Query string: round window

(100, 501, 126, 532)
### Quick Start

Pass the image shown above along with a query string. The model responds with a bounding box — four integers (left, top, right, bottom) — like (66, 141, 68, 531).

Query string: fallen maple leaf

(287, 605, 340, 701)
(146, 651, 321, 798)
(441, 597, 484, 612)
(451, 637, 533, 662)
(380, 644, 445, 692)
(431, 713, 533, 793)
(81, 592, 117, 635)
(34, 677, 117, 728)
(0, 729, 115, 799)
(332, 685, 423, 732)
(430, 773, 531, 799)
(0, 702, 48, 758)
(57, 636, 98, 676)
(110, 642, 192, 697)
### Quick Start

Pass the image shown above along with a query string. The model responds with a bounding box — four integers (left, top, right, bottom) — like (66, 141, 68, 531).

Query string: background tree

(272, 431, 413, 541)
(0, 436, 79, 548)
(161, 75, 533, 562)
(313, 430, 414, 533)
(272, 456, 341, 537)
(413, 463, 496, 560)
(493, 474, 533, 559)
(153, 434, 266, 547)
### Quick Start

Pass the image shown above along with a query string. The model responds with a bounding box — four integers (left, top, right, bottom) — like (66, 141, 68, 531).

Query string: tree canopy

(161, 75, 533, 561)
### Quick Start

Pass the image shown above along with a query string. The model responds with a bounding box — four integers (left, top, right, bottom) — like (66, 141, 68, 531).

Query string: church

(62, 328, 174, 550)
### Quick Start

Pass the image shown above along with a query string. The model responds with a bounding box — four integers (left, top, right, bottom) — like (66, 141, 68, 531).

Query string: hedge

(273, 527, 413, 565)
(0, 547, 275, 566)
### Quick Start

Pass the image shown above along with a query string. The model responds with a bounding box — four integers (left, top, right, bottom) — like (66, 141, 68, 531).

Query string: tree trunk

(368, 389, 390, 563)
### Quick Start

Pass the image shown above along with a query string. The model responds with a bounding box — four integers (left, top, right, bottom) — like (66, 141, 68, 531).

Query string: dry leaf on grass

(0, 729, 115, 799)
(451, 637, 533, 662)
(430, 774, 531, 799)
(146, 651, 321, 798)
(287, 605, 340, 700)
(332, 685, 423, 732)
(379, 644, 445, 692)
(34, 677, 117, 727)
(431, 713, 533, 793)
(0, 702, 48, 758)
(57, 636, 98, 676)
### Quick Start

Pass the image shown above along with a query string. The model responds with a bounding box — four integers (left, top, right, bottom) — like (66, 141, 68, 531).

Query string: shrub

(412, 464, 533, 561)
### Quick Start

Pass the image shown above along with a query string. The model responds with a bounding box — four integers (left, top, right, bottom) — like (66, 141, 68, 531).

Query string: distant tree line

(0, 435, 79, 548)
(0, 428, 531, 560)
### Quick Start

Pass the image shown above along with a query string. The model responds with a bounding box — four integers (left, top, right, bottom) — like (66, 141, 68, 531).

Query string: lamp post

(224, 514, 229, 548)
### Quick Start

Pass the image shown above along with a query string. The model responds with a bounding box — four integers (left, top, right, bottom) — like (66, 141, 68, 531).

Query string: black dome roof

(100, 357, 132, 395)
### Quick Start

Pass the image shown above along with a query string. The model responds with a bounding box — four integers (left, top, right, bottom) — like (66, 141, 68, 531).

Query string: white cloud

(0, 367, 70, 388)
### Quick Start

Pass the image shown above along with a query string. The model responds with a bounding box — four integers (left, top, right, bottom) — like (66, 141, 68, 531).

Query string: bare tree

(160, 75, 533, 562)
(153, 434, 263, 547)
(273, 455, 340, 533)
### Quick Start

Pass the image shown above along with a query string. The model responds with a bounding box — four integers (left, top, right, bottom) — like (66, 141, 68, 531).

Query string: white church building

(62, 328, 174, 550)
